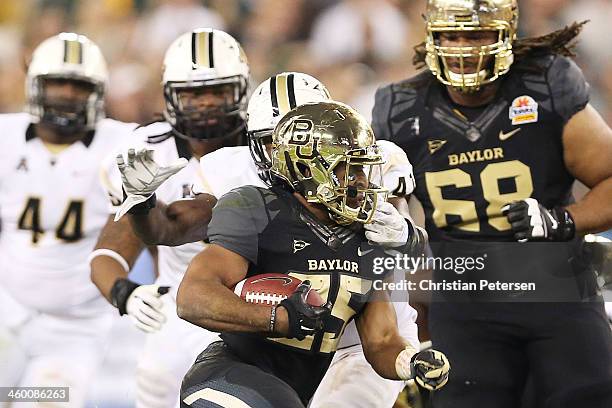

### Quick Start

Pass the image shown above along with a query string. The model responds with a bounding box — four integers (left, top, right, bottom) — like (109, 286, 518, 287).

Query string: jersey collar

(26, 123, 95, 148)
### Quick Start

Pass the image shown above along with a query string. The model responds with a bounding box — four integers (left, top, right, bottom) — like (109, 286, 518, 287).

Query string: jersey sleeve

(371, 85, 394, 141)
(548, 55, 590, 123)
(207, 186, 270, 264)
(377, 140, 415, 197)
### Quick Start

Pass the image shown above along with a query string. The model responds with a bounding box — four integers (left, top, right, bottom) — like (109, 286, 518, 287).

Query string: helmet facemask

(247, 128, 273, 170)
(425, 0, 518, 92)
(310, 147, 387, 225)
(163, 75, 247, 140)
(29, 75, 104, 134)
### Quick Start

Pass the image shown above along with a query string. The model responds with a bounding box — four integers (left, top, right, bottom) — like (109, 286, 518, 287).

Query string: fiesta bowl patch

(509, 95, 538, 125)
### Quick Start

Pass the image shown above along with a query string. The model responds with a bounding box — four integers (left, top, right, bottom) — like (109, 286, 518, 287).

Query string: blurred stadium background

(0, 0, 609, 406)
(0, 0, 610, 124)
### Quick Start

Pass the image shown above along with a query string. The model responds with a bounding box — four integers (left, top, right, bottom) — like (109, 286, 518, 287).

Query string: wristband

(395, 344, 418, 380)
(269, 306, 277, 334)
(87, 249, 129, 273)
(128, 193, 157, 215)
(110, 278, 140, 315)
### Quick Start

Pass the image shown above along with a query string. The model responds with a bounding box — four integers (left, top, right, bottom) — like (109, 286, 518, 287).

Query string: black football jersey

(207, 185, 392, 402)
(372, 54, 589, 241)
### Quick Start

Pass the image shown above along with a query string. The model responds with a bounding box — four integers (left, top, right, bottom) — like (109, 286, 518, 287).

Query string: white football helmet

(26, 32, 108, 132)
(162, 28, 249, 140)
(247, 72, 330, 172)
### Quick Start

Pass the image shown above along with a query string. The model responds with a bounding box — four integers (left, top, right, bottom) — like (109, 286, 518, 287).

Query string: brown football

(233, 273, 324, 306)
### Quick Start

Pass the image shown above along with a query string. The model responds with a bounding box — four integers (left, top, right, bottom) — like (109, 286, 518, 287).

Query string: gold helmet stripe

(270, 73, 297, 117)
(191, 31, 214, 68)
(63, 39, 82, 64)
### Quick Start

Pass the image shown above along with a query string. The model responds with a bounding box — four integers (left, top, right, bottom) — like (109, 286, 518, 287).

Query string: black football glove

(502, 198, 575, 242)
(278, 281, 331, 340)
(411, 349, 450, 391)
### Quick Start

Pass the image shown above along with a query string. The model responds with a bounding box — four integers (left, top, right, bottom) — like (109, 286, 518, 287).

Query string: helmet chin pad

(446, 68, 489, 92)
(39, 102, 89, 133)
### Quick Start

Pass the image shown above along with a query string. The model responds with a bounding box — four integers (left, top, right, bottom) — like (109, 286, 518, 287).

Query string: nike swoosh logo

(358, 247, 374, 257)
(251, 276, 293, 286)
(499, 128, 521, 141)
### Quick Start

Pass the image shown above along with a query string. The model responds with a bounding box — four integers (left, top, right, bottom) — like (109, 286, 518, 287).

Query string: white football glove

(114, 148, 188, 221)
(126, 285, 169, 333)
(364, 201, 409, 248)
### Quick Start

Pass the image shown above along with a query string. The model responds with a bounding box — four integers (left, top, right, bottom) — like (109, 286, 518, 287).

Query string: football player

(177, 100, 450, 407)
(0, 33, 136, 407)
(372, 1, 612, 407)
(90, 28, 249, 408)
(205, 73, 422, 408)
(117, 72, 422, 407)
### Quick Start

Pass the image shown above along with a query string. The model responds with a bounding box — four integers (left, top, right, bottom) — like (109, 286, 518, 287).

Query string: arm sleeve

(548, 56, 590, 123)
(207, 186, 270, 264)
(371, 85, 393, 141)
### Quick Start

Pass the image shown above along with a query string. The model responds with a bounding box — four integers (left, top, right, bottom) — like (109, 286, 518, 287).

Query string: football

(233, 273, 324, 306)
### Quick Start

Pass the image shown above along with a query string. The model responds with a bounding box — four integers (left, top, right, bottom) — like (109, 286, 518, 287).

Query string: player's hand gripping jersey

(0, 113, 136, 314)
(373, 55, 589, 242)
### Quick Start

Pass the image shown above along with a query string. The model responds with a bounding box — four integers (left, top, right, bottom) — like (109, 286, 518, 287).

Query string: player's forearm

(127, 201, 173, 245)
(176, 278, 289, 336)
(90, 217, 144, 301)
(91, 256, 129, 303)
(129, 195, 216, 246)
(566, 176, 612, 234)
(362, 332, 411, 380)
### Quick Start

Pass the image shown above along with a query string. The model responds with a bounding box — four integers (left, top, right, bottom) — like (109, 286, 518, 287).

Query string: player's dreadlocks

(412, 21, 588, 70)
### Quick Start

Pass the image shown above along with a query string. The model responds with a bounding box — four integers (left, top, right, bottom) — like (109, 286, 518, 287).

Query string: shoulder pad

(0, 113, 33, 150)
(133, 121, 173, 144)
(372, 71, 430, 144)
(547, 55, 589, 122)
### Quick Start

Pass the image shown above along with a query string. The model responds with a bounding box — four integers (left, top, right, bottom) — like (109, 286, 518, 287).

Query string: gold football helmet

(425, 0, 518, 91)
(271, 101, 386, 225)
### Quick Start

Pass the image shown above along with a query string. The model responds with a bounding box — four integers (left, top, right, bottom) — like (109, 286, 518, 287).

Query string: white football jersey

(101, 122, 206, 291)
(0, 113, 137, 316)
(196, 146, 265, 197)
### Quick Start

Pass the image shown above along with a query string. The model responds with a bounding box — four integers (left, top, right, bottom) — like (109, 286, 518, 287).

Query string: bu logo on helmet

(288, 119, 318, 159)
